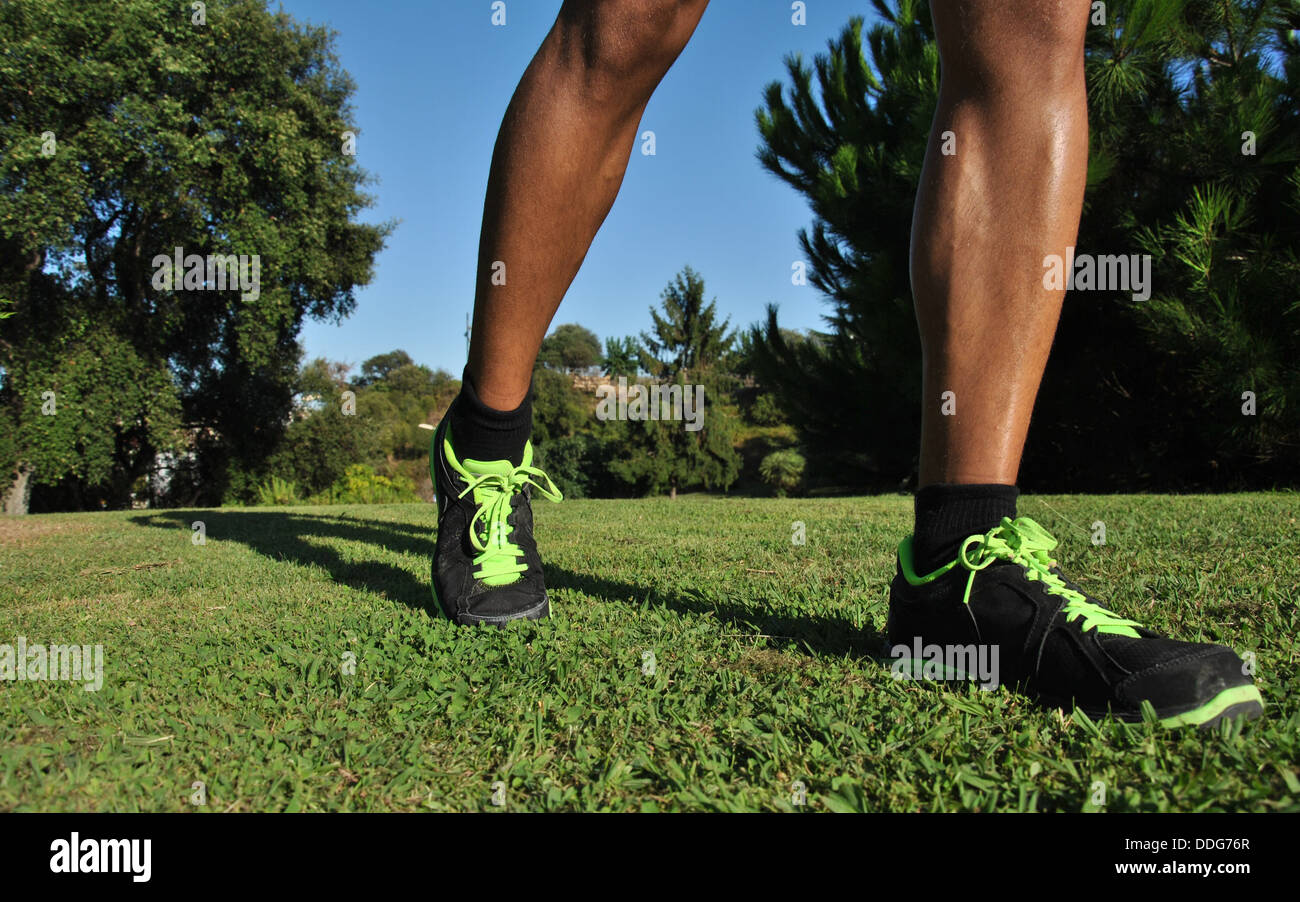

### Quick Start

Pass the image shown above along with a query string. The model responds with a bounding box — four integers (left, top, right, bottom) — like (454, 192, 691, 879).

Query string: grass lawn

(1, 493, 1297, 812)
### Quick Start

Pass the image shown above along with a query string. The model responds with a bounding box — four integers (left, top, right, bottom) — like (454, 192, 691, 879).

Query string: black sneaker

(887, 516, 1263, 728)
(430, 418, 562, 626)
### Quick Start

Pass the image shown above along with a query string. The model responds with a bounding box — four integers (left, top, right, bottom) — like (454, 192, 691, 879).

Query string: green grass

(1, 494, 1297, 812)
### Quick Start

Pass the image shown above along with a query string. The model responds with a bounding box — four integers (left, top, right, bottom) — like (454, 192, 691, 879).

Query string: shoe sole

(1067, 684, 1265, 729)
(888, 653, 1264, 730)
(1151, 685, 1264, 730)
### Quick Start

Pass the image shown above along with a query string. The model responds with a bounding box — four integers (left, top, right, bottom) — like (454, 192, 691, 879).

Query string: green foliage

(532, 433, 617, 500)
(752, 4, 932, 486)
(263, 403, 381, 499)
(747, 393, 789, 427)
(759, 449, 806, 497)
(592, 268, 743, 498)
(0, 0, 391, 508)
(254, 353, 454, 502)
(358, 363, 456, 460)
(355, 351, 415, 388)
(601, 382, 742, 498)
(0, 407, 17, 492)
(2, 310, 182, 508)
(531, 366, 591, 445)
(602, 335, 641, 377)
(1134, 183, 1300, 475)
(639, 266, 735, 380)
(256, 475, 301, 506)
(310, 464, 419, 504)
(538, 324, 602, 373)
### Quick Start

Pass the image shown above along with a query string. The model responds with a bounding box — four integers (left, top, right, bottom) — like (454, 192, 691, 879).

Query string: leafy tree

(538, 323, 602, 373)
(359, 362, 455, 461)
(747, 393, 789, 428)
(263, 396, 381, 499)
(725, 328, 793, 427)
(603, 401, 741, 500)
(1089, 0, 1300, 486)
(2, 307, 182, 511)
(356, 350, 415, 388)
(0, 0, 391, 509)
(259, 352, 456, 499)
(531, 365, 591, 444)
(532, 433, 622, 499)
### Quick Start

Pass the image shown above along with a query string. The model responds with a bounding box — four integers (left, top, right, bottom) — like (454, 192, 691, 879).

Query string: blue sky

(276, 0, 884, 376)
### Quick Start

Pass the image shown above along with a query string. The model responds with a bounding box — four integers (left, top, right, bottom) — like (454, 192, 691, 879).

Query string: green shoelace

(458, 464, 562, 585)
(957, 516, 1142, 638)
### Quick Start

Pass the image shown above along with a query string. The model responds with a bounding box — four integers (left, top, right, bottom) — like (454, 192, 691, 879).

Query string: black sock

(445, 367, 532, 466)
(911, 483, 1019, 574)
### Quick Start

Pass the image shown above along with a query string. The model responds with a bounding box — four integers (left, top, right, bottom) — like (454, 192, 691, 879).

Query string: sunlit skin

(912, 0, 1090, 485)
(467, 0, 1090, 490)
(467, 0, 710, 410)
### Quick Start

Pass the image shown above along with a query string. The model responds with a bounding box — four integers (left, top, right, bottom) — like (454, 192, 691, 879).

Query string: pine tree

(639, 266, 735, 380)
(752, 2, 934, 486)
(605, 267, 741, 499)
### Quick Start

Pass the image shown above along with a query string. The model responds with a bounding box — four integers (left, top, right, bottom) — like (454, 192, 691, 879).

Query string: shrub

(311, 464, 419, 504)
(256, 475, 301, 506)
(759, 449, 806, 497)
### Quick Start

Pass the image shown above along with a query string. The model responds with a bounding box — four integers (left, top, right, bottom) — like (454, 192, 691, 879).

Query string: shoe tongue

(462, 441, 532, 476)
(461, 457, 513, 477)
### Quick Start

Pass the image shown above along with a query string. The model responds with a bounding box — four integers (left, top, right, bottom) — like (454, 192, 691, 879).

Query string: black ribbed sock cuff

(446, 367, 533, 466)
(911, 483, 1019, 574)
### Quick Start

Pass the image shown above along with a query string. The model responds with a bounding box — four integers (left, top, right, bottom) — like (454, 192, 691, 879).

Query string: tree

(1095, 0, 1300, 486)
(3, 307, 182, 511)
(531, 365, 591, 445)
(604, 406, 741, 500)
(604, 268, 741, 499)
(602, 335, 642, 378)
(538, 323, 602, 373)
(752, 4, 932, 487)
(356, 350, 415, 388)
(639, 266, 735, 380)
(260, 354, 456, 499)
(0, 0, 391, 509)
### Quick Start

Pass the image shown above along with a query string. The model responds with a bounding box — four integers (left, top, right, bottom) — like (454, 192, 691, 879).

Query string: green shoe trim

(1157, 684, 1264, 728)
(899, 516, 1143, 638)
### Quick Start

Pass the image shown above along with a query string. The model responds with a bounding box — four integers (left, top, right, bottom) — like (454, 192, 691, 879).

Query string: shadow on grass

(129, 509, 885, 662)
(543, 564, 886, 661)
(131, 509, 436, 611)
